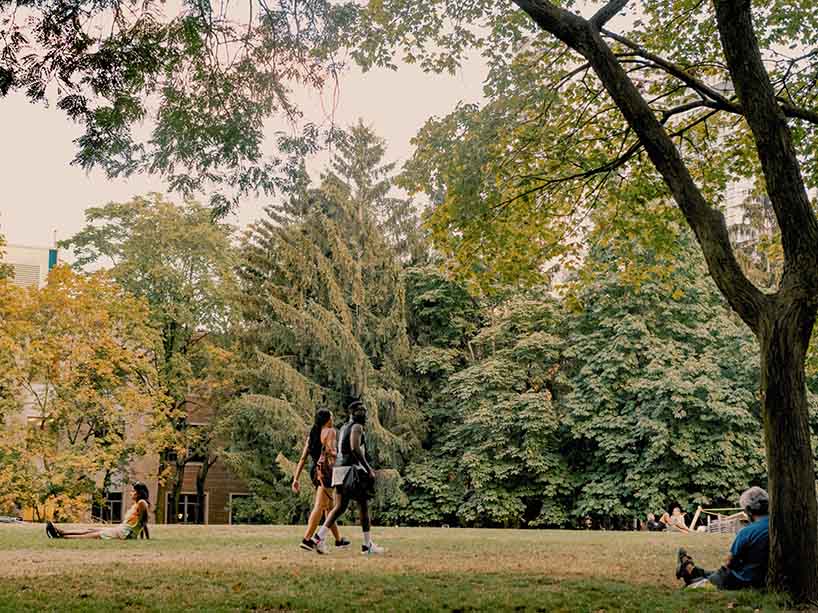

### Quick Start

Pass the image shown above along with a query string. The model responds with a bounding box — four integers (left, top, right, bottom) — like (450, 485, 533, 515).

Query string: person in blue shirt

(675, 487, 770, 590)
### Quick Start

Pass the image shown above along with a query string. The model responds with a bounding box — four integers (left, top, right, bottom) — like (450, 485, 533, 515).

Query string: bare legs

(303, 487, 341, 541)
(60, 531, 103, 540)
(316, 490, 368, 538)
(50, 526, 103, 539)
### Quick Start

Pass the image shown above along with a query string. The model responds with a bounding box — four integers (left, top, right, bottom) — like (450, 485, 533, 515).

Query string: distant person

(292, 407, 350, 552)
(645, 513, 666, 532)
(675, 487, 769, 590)
(309, 399, 383, 555)
(660, 506, 691, 533)
(46, 483, 151, 540)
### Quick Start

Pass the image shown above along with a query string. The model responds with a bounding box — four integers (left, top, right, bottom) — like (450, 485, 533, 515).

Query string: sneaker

(361, 542, 385, 555)
(312, 537, 328, 555)
(299, 538, 316, 552)
(46, 521, 61, 539)
(676, 548, 691, 579)
(335, 537, 351, 550)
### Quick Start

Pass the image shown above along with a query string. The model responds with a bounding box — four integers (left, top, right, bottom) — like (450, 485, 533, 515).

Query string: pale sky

(0, 57, 485, 254)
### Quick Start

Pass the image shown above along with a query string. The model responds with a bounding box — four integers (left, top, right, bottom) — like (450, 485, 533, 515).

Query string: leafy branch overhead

(375, 1, 818, 294)
(0, 0, 356, 210)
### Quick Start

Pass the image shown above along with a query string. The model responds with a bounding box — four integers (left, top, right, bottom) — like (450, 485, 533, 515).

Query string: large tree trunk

(759, 299, 818, 601)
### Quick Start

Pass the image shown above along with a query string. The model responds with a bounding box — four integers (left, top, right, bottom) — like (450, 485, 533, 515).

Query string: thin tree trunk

(759, 300, 818, 602)
(195, 458, 215, 525)
(155, 452, 168, 523)
(168, 470, 183, 524)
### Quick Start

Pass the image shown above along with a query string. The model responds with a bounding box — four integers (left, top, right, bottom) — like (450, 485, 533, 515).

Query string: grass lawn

(0, 523, 789, 612)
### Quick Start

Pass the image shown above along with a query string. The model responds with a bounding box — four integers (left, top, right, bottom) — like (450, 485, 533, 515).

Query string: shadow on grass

(0, 569, 788, 612)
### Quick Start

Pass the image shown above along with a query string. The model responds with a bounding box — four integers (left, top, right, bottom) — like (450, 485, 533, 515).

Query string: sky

(0, 53, 485, 253)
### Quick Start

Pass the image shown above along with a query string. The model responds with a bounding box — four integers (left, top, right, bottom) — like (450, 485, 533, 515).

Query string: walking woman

(310, 400, 384, 555)
(46, 482, 151, 540)
(292, 407, 350, 551)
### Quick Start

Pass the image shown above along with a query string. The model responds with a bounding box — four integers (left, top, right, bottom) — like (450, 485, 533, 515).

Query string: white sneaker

(361, 542, 385, 555)
(311, 537, 329, 555)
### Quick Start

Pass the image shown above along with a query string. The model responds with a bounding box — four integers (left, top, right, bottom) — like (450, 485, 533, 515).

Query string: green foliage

(403, 288, 572, 527)
(225, 123, 423, 522)
(60, 194, 238, 521)
(1, 0, 355, 209)
(562, 227, 766, 521)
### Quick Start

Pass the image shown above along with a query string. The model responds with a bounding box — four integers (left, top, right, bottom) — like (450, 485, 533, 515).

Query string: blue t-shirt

(728, 516, 769, 587)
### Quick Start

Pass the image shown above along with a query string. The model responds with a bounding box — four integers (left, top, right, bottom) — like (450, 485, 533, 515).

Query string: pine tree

(226, 124, 422, 520)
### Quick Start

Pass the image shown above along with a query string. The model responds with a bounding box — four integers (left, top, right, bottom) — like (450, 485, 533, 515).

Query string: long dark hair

(132, 482, 150, 505)
(308, 408, 332, 463)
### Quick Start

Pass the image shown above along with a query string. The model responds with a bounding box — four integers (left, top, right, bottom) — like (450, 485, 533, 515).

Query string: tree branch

(512, 0, 768, 329)
(590, 0, 629, 29)
(603, 28, 818, 128)
(714, 0, 818, 287)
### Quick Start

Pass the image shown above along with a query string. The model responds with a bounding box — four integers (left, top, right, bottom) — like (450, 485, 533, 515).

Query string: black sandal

(675, 548, 694, 579)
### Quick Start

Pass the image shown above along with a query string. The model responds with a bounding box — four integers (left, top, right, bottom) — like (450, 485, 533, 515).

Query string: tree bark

(509, 0, 818, 602)
(195, 457, 216, 525)
(759, 299, 818, 602)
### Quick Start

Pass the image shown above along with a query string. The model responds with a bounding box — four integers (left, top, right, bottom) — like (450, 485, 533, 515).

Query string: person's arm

(139, 501, 150, 540)
(726, 530, 747, 569)
(349, 424, 374, 477)
(322, 428, 337, 463)
(292, 437, 310, 493)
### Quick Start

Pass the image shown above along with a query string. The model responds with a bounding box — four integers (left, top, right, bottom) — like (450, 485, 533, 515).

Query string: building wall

(176, 458, 249, 525)
(2, 244, 58, 288)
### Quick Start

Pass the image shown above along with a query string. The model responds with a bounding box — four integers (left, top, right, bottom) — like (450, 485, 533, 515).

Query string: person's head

(739, 486, 769, 520)
(647, 513, 656, 521)
(348, 399, 367, 425)
(308, 407, 333, 461)
(131, 482, 150, 505)
(671, 506, 682, 516)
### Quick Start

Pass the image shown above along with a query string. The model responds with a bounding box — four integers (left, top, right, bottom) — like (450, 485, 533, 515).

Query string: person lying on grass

(46, 483, 151, 541)
(660, 506, 691, 533)
(645, 513, 667, 532)
(675, 486, 769, 590)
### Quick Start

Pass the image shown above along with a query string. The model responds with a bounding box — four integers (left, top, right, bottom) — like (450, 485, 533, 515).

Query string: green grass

(0, 524, 789, 612)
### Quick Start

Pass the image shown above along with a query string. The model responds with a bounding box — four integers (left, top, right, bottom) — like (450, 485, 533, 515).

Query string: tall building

(2, 243, 59, 288)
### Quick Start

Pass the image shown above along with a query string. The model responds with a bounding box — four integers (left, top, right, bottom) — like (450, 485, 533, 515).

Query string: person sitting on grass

(645, 513, 667, 532)
(675, 486, 769, 590)
(46, 482, 151, 540)
(660, 506, 691, 533)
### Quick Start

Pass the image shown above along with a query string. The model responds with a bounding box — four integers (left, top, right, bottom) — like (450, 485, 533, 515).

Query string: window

(228, 493, 267, 525)
(92, 492, 123, 523)
(166, 493, 207, 524)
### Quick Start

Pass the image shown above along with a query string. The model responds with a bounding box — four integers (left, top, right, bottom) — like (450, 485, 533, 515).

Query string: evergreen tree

(226, 124, 421, 521)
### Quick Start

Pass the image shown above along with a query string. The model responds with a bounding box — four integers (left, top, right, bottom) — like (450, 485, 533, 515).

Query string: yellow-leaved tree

(0, 265, 164, 520)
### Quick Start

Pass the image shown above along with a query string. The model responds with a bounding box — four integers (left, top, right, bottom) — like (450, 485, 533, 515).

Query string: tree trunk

(195, 459, 213, 525)
(759, 299, 818, 602)
(168, 472, 183, 524)
(156, 452, 168, 523)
